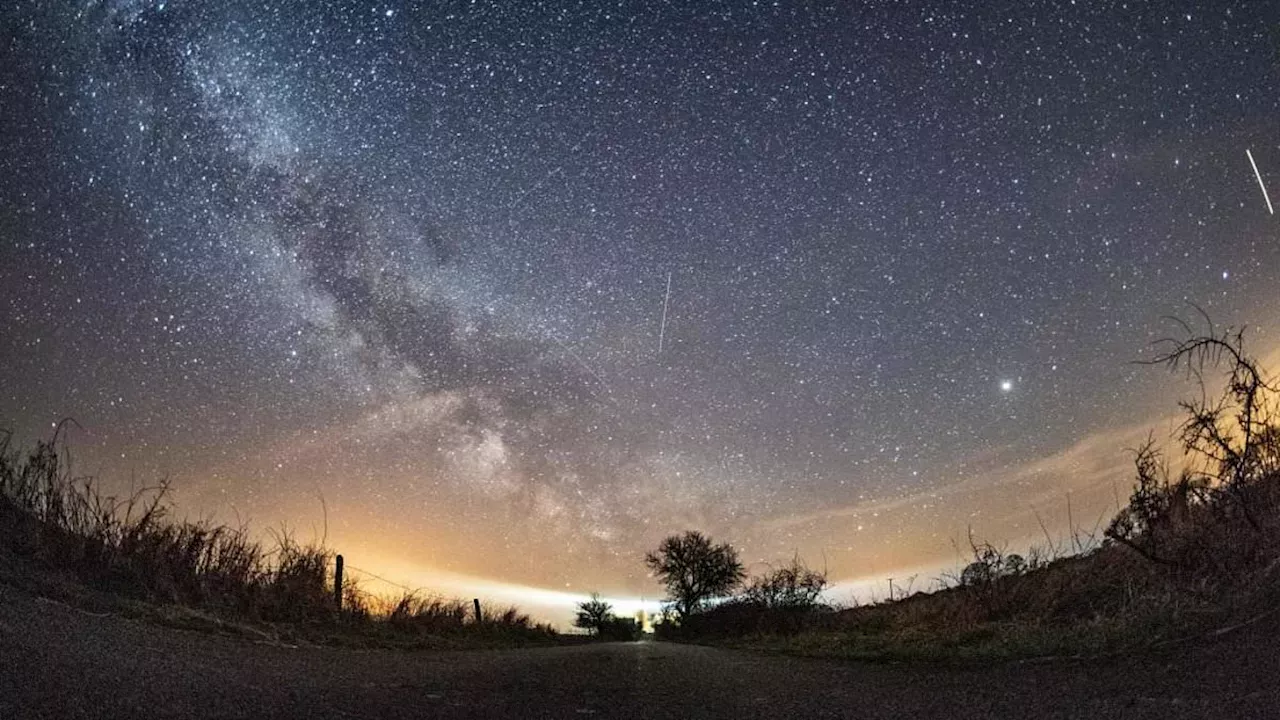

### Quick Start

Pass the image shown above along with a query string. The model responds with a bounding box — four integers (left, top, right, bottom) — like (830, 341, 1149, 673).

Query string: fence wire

(341, 562, 418, 594)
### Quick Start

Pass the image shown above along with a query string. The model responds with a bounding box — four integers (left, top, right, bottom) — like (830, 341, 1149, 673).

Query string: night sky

(2, 1, 1279, 619)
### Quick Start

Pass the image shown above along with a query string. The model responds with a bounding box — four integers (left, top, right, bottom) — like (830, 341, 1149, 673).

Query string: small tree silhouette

(574, 592, 615, 635)
(645, 530, 745, 620)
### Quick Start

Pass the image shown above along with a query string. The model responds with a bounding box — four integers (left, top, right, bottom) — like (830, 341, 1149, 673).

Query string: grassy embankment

(0, 427, 559, 650)
(659, 323, 1280, 663)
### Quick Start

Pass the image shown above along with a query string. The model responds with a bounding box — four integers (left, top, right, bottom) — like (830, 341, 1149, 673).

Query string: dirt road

(0, 583, 1274, 719)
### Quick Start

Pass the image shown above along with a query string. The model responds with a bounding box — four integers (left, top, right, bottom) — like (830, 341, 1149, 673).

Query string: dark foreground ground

(0, 584, 1275, 719)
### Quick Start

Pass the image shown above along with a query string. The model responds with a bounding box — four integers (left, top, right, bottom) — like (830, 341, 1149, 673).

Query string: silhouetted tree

(1144, 314, 1279, 493)
(645, 530, 745, 620)
(597, 616, 642, 641)
(1107, 311, 1280, 562)
(743, 557, 827, 609)
(1002, 553, 1027, 576)
(1104, 439, 1201, 564)
(574, 592, 615, 634)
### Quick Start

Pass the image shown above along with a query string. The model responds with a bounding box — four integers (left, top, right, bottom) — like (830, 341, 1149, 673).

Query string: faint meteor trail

(507, 165, 563, 212)
(1246, 148, 1274, 215)
(658, 271, 672, 354)
(549, 335, 618, 406)
(507, 129, 595, 213)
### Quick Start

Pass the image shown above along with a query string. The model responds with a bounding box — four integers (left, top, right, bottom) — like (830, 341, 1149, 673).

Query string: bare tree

(644, 530, 745, 620)
(1146, 312, 1278, 489)
(1108, 310, 1280, 562)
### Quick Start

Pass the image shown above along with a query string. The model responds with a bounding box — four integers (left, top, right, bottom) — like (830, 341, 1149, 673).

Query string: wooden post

(473, 598, 482, 624)
(333, 554, 344, 612)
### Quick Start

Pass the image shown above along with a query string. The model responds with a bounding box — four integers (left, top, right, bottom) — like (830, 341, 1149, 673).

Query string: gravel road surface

(0, 583, 1275, 719)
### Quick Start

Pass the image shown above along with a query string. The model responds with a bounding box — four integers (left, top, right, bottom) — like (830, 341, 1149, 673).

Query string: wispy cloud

(762, 417, 1172, 534)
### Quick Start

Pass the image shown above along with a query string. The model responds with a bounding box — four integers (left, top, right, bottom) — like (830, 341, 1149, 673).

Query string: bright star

(1000, 380, 1013, 392)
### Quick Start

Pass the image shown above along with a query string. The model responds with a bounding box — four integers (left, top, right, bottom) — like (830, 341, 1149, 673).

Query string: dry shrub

(1106, 317, 1280, 591)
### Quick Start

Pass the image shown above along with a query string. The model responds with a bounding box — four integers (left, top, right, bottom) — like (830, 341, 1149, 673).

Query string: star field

(2, 1, 1279, 608)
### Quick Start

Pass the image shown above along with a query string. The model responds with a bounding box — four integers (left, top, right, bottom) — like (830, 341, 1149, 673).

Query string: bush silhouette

(742, 557, 828, 610)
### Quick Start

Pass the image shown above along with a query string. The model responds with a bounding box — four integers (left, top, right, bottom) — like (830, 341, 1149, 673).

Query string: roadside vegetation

(645, 317, 1280, 663)
(7, 315, 1277, 662)
(573, 592, 643, 640)
(0, 429, 556, 649)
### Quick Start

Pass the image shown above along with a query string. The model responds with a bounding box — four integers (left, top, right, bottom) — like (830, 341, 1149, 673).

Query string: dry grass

(674, 520, 1278, 665)
(0, 427, 335, 623)
(665, 466, 1280, 663)
(0, 426, 556, 646)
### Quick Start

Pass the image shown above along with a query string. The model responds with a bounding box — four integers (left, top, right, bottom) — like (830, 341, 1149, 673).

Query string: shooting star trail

(507, 165, 563, 212)
(1247, 148, 1274, 215)
(658, 271, 672, 355)
(549, 336, 618, 406)
(508, 129, 596, 213)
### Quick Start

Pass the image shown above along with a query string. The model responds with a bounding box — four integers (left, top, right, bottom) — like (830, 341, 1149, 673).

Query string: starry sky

(2, 1, 1279, 620)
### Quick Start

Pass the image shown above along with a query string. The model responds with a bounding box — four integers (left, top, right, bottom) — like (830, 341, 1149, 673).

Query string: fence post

(473, 598, 482, 624)
(333, 554, 344, 612)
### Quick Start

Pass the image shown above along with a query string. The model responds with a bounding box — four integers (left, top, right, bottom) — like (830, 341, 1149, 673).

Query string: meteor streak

(658, 271, 672, 355)
(1246, 148, 1274, 215)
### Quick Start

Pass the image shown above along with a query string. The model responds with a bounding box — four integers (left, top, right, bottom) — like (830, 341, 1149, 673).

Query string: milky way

(2, 1, 1279, 614)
